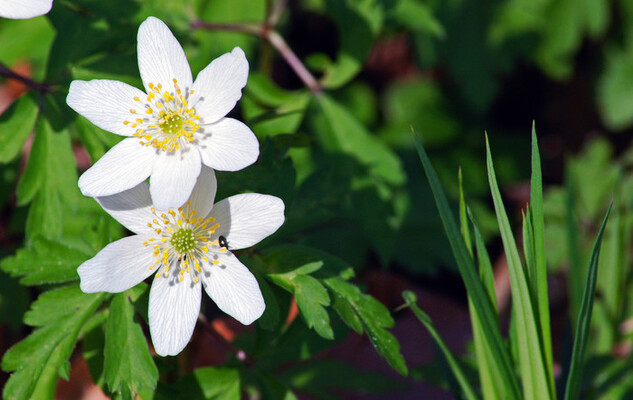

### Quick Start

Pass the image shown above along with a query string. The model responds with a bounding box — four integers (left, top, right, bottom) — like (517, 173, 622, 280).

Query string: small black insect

(218, 235, 229, 250)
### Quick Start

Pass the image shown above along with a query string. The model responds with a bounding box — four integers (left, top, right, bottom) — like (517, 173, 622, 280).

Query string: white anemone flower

(0, 0, 52, 19)
(67, 16, 259, 210)
(77, 167, 284, 356)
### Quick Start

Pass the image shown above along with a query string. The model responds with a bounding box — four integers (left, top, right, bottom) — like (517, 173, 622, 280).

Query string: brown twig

(191, 20, 322, 95)
(0, 61, 51, 93)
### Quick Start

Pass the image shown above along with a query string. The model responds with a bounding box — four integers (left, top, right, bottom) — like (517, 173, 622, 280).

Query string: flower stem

(0, 61, 51, 93)
(190, 20, 322, 94)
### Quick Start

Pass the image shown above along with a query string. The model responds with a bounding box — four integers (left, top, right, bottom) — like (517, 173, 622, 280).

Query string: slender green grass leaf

(563, 204, 612, 400)
(458, 168, 472, 256)
(402, 291, 478, 400)
(565, 169, 583, 325)
(523, 208, 535, 288)
(414, 134, 521, 398)
(469, 210, 508, 399)
(486, 135, 552, 399)
(0, 94, 38, 163)
(595, 174, 625, 351)
(469, 213, 497, 311)
(530, 125, 555, 393)
(460, 169, 504, 399)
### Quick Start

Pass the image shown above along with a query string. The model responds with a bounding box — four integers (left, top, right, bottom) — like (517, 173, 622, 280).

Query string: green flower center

(159, 114, 183, 135)
(170, 228, 195, 253)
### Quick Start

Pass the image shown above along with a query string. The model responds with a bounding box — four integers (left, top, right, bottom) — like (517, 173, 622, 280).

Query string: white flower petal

(78, 235, 155, 293)
(137, 16, 193, 94)
(67, 80, 148, 137)
(197, 118, 259, 172)
(79, 138, 158, 197)
(191, 47, 249, 123)
(97, 182, 154, 235)
(0, 0, 52, 19)
(202, 254, 265, 325)
(149, 147, 201, 210)
(209, 193, 285, 250)
(186, 165, 216, 218)
(148, 273, 201, 356)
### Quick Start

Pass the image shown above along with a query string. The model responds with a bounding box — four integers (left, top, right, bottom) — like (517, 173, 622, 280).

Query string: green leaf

(563, 204, 612, 400)
(0, 95, 39, 163)
(2, 287, 105, 400)
(414, 134, 521, 398)
(323, 277, 407, 376)
(104, 292, 158, 398)
(294, 274, 334, 339)
(268, 263, 334, 340)
(1, 236, 91, 285)
(486, 135, 553, 399)
(388, 0, 444, 37)
(314, 95, 405, 186)
(243, 73, 310, 138)
(16, 117, 48, 205)
(597, 46, 633, 130)
(316, 0, 382, 88)
(278, 359, 398, 399)
(193, 367, 240, 400)
(402, 291, 478, 400)
(529, 126, 555, 392)
(460, 170, 506, 399)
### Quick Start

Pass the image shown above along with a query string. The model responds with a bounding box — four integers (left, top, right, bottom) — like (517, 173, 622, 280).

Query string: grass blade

(486, 135, 552, 400)
(565, 170, 583, 325)
(529, 125, 555, 393)
(460, 172, 506, 399)
(402, 291, 479, 400)
(563, 204, 612, 400)
(414, 135, 521, 399)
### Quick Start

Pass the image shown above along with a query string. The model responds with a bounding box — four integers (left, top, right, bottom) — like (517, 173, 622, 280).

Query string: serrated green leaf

(564, 204, 612, 400)
(293, 274, 333, 339)
(403, 291, 477, 400)
(0, 94, 39, 164)
(2, 288, 105, 400)
(25, 181, 62, 239)
(1, 236, 91, 285)
(486, 135, 552, 399)
(414, 134, 521, 398)
(23, 286, 92, 327)
(323, 277, 407, 376)
(268, 265, 333, 340)
(104, 293, 158, 398)
(314, 95, 405, 186)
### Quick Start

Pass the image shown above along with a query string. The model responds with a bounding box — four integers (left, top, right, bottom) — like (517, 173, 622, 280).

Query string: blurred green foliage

(4, 0, 633, 398)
